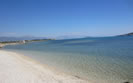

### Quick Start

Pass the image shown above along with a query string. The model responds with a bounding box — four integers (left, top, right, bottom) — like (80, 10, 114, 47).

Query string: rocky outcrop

(119, 32, 133, 36)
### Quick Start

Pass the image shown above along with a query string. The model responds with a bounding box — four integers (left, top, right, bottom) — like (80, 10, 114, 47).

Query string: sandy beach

(0, 50, 89, 83)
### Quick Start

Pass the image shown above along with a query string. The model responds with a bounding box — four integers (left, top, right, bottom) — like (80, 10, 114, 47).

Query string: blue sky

(0, 0, 133, 38)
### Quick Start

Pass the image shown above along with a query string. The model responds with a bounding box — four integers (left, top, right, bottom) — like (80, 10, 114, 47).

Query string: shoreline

(0, 42, 24, 48)
(0, 50, 89, 83)
(0, 39, 53, 48)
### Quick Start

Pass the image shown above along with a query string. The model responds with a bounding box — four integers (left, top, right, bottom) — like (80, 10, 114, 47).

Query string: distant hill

(118, 32, 133, 36)
(0, 36, 47, 42)
(55, 35, 88, 39)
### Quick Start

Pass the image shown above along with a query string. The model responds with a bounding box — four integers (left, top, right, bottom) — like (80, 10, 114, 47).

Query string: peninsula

(118, 32, 133, 36)
(0, 39, 52, 48)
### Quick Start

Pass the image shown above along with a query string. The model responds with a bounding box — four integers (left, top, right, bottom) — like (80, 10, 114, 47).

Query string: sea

(3, 36, 133, 83)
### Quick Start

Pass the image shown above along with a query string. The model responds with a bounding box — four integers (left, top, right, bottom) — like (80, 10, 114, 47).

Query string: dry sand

(0, 50, 89, 83)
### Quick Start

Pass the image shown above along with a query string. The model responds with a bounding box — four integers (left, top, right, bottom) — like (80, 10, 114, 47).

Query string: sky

(0, 0, 133, 38)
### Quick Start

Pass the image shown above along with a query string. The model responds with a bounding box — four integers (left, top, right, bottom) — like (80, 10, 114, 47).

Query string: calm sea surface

(3, 36, 133, 83)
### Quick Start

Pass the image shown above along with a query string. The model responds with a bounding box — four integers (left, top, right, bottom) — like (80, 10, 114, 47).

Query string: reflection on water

(3, 36, 133, 83)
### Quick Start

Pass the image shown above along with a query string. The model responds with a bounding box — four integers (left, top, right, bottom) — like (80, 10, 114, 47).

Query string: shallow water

(3, 36, 133, 83)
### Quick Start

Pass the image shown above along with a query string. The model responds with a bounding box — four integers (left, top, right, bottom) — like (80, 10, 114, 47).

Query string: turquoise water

(3, 36, 133, 83)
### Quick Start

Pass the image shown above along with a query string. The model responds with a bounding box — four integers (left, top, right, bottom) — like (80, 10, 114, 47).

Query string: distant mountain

(55, 35, 88, 39)
(0, 36, 47, 42)
(118, 32, 133, 36)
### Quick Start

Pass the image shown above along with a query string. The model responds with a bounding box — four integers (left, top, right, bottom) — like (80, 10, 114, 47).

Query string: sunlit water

(3, 36, 133, 83)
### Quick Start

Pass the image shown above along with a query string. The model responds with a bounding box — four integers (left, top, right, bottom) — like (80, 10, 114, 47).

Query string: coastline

(0, 42, 24, 48)
(0, 50, 89, 83)
(0, 43, 19, 48)
(0, 39, 52, 48)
